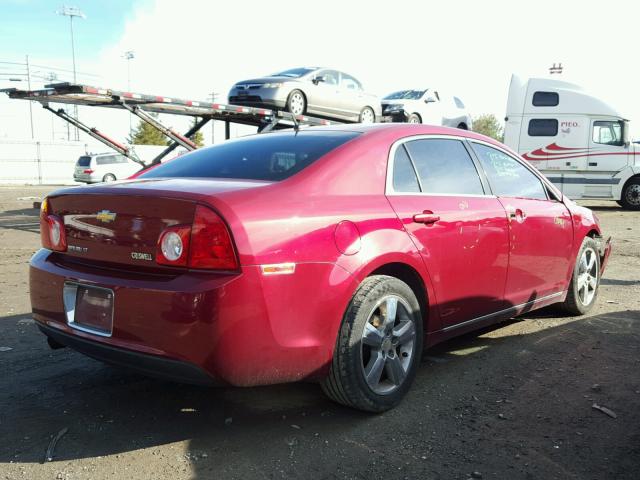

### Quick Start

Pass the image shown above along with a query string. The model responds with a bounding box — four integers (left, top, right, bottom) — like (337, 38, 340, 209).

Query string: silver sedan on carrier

(228, 67, 381, 123)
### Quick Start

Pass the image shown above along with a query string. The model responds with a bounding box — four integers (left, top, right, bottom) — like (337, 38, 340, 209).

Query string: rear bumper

(38, 322, 216, 385)
(30, 248, 357, 387)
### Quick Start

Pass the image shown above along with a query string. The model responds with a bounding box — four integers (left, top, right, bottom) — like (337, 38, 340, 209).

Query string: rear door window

(403, 139, 484, 195)
(471, 143, 547, 200)
(96, 155, 118, 165)
(140, 131, 360, 181)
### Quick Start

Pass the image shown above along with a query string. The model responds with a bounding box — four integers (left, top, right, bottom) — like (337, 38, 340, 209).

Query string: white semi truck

(504, 75, 640, 210)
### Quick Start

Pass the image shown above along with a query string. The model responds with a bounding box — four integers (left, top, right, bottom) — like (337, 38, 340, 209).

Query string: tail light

(156, 205, 238, 270)
(156, 225, 191, 266)
(83, 169, 94, 174)
(40, 198, 67, 252)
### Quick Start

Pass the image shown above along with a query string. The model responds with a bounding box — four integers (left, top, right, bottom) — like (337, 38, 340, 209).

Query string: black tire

(558, 236, 600, 315)
(102, 173, 116, 182)
(359, 107, 376, 124)
(457, 123, 468, 130)
(286, 89, 306, 116)
(408, 113, 422, 124)
(618, 177, 640, 210)
(321, 275, 423, 412)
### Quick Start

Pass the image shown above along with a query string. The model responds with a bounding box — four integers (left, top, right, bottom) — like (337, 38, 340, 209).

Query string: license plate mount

(63, 283, 114, 337)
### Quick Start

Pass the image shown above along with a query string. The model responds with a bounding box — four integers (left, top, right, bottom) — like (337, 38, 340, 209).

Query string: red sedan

(31, 124, 611, 412)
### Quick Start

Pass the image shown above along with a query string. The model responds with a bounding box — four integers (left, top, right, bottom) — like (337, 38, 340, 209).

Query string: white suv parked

(73, 153, 142, 184)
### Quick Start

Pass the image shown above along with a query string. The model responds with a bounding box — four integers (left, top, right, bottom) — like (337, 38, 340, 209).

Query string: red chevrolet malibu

(31, 124, 611, 412)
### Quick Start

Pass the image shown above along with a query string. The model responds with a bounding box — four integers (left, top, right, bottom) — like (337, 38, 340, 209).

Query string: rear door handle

(413, 211, 440, 224)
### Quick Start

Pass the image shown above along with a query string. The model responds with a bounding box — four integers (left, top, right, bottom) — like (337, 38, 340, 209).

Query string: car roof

(256, 124, 509, 154)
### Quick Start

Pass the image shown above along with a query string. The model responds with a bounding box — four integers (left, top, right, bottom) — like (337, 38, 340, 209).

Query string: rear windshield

(139, 131, 360, 181)
(76, 156, 92, 167)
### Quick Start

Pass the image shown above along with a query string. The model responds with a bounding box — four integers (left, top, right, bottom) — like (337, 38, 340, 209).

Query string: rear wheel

(359, 107, 376, 124)
(457, 123, 468, 130)
(321, 275, 423, 412)
(559, 237, 600, 315)
(619, 177, 640, 210)
(408, 113, 422, 124)
(102, 173, 116, 182)
(286, 90, 306, 116)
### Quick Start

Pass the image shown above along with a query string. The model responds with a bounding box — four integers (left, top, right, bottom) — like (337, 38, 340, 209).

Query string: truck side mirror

(623, 120, 631, 146)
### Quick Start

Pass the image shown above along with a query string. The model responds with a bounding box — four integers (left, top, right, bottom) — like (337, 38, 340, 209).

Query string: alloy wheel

(361, 295, 416, 394)
(289, 92, 305, 116)
(360, 108, 375, 124)
(576, 247, 598, 306)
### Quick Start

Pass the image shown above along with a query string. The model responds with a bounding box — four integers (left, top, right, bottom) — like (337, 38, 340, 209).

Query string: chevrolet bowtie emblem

(96, 210, 117, 223)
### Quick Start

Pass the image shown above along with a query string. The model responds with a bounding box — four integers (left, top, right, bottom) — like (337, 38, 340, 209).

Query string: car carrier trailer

(1, 82, 343, 168)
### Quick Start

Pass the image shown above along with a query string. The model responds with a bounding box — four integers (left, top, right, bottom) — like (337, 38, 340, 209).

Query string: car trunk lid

(46, 178, 269, 268)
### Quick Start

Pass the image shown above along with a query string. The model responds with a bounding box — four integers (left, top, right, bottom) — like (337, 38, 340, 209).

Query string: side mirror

(424, 95, 437, 103)
(312, 76, 325, 85)
(623, 120, 631, 146)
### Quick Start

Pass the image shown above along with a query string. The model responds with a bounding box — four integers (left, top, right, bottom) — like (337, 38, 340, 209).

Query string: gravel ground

(0, 185, 638, 480)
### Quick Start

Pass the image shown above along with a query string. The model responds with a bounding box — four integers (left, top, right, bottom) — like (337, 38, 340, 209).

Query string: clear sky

(1, 0, 639, 143)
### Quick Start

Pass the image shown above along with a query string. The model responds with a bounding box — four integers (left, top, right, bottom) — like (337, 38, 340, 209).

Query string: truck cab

(504, 75, 640, 209)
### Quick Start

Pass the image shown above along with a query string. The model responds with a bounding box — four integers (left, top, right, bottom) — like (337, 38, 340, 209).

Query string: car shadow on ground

(1, 308, 639, 479)
(0, 207, 40, 233)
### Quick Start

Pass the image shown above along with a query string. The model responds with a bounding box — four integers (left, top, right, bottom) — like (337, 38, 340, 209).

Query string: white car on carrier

(504, 75, 640, 210)
(381, 88, 472, 130)
(73, 153, 142, 184)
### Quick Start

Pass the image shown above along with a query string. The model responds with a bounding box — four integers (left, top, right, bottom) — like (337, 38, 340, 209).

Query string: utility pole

(25, 55, 34, 138)
(123, 50, 135, 139)
(47, 72, 58, 140)
(549, 62, 563, 75)
(208, 91, 219, 145)
(57, 5, 85, 141)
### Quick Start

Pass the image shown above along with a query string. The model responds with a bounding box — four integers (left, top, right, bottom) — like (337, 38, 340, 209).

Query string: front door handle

(506, 205, 526, 223)
(413, 211, 440, 224)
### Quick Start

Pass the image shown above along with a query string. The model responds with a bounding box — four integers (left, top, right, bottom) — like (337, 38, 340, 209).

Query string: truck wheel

(359, 107, 376, 124)
(619, 177, 640, 210)
(286, 90, 306, 116)
(102, 173, 116, 182)
(408, 113, 422, 124)
(558, 236, 600, 315)
(321, 275, 423, 412)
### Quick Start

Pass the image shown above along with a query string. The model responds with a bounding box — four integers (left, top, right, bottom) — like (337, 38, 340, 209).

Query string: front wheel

(408, 113, 422, 124)
(359, 107, 376, 124)
(321, 275, 423, 412)
(286, 90, 306, 116)
(559, 237, 600, 315)
(619, 177, 640, 210)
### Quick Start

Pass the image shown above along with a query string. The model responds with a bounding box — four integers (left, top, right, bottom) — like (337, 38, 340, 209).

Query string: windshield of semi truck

(384, 90, 427, 100)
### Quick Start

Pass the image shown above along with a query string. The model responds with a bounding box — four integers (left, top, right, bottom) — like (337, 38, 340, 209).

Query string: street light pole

(57, 5, 85, 141)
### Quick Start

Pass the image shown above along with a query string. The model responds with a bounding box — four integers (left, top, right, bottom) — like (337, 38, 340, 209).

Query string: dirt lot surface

(0, 185, 638, 480)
